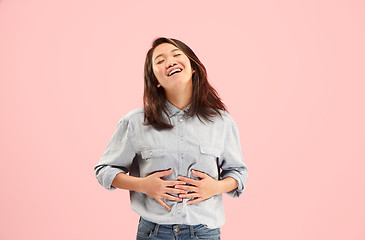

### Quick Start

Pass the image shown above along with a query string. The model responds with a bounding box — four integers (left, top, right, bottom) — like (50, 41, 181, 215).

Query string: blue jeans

(136, 217, 221, 240)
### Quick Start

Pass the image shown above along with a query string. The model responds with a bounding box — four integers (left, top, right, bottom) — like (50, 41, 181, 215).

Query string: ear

(157, 83, 161, 88)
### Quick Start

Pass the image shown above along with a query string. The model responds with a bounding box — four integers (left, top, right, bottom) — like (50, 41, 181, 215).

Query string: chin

(166, 79, 192, 90)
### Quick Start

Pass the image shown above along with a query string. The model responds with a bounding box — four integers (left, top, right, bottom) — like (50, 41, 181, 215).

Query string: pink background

(1, 0, 364, 239)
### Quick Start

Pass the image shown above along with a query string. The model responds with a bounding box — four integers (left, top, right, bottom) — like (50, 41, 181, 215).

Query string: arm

(218, 115, 248, 198)
(94, 118, 135, 190)
(217, 176, 238, 194)
(111, 172, 144, 192)
(111, 169, 187, 211)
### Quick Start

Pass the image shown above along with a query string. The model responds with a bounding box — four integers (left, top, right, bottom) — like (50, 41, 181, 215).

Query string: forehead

(152, 43, 180, 58)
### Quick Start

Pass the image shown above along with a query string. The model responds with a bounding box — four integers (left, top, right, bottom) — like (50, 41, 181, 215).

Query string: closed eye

(156, 54, 181, 64)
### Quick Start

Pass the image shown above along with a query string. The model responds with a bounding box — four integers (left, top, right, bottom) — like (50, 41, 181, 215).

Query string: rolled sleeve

(219, 115, 248, 198)
(222, 170, 246, 198)
(94, 118, 136, 191)
(95, 166, 125, 190)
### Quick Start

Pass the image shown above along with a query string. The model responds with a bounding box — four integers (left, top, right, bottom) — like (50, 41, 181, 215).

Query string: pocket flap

(141, 148, 165, 159)
(199, 145, 220, 157)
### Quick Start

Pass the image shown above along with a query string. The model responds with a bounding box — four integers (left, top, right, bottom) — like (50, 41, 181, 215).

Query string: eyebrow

(154, 48, 181, 61)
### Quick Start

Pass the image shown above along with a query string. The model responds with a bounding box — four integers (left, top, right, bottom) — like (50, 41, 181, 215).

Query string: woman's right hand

(140, 169, 187, 211)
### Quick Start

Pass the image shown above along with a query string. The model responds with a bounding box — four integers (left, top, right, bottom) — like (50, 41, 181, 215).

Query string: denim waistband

(139, 216, 207, 236)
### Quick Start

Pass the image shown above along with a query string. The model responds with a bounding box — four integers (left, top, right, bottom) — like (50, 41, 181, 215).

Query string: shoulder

(215, 109, 238, 127)
(117, 107, 144, 125)
(215, 110, 242, 142)
(114, 108, 144, 138)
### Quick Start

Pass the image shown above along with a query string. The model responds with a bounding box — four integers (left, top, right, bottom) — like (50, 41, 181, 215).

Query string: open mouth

(168, 68, 183, 77)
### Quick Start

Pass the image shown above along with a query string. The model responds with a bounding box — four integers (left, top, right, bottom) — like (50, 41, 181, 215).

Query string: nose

(166, 59, 177, 68)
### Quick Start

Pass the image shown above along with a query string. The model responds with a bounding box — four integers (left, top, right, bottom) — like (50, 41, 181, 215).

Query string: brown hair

(143, 37, 227, 130)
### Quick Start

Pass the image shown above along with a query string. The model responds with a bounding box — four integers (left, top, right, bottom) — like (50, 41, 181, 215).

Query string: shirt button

(175, 227, 180, 232)
(179, 119, 183, 122)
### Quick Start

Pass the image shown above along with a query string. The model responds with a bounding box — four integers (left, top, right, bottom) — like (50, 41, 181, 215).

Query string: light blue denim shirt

(94, 100, 248, 229)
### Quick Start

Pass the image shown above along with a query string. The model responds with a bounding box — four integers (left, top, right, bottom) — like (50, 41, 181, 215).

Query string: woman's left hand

(176, 169, 221, 204)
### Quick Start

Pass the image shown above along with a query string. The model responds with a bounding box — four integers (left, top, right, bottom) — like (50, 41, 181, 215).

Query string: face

(152, 43, 195, 92)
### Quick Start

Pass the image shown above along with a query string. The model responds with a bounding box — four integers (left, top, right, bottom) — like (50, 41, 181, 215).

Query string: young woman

(94, 37, 248, 240)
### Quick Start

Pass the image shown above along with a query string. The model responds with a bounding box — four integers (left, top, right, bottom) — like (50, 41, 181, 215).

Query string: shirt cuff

(99, 166, 126, 191)
(221, 172, 245, 198)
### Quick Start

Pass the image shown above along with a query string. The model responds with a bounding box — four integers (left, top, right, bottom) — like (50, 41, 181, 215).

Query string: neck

(165, 84, 192, 110)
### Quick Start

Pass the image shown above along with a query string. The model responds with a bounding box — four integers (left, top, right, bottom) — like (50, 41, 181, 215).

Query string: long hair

(143, 37, 227, 130)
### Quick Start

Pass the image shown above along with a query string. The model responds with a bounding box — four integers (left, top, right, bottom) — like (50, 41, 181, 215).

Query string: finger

(187, 197, 203, 205)
(165, 188, 187, 195)
(177, 176, 200, 186)
(179, 193, 199, 199)
(155, 169, 173, 177)
(191, 169, 207, 178)
(157, 199, 171, 211)
(163, 194, 183, 202)
(175, 184, 197, 192)
(165, 180, 186, 187)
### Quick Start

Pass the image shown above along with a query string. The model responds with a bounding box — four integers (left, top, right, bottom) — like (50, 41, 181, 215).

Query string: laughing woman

(94, 37, 248, 240)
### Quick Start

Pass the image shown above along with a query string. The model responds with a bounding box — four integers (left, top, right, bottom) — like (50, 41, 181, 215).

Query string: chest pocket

(139, 148, 173, 178)
(196, 145, 221, 179)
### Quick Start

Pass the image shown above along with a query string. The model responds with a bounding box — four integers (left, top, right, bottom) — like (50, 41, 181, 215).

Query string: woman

(94, 37, 248, 240)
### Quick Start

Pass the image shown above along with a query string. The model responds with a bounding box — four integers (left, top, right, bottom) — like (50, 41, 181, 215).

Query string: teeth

(168, 68, 182, 76)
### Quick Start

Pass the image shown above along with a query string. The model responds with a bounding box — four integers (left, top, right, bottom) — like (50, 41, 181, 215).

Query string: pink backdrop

(1, 0, 364, 239)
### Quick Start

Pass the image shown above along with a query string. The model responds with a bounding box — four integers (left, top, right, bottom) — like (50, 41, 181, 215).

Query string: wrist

(216, 179, 224, 195)
(136, 177, 145, 193)
(218, 177, 238, 194)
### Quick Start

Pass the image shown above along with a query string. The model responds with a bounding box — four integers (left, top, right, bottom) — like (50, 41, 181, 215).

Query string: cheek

(183, 64, 193, 74)
(154, 66, 164, 75)
(152, 67, 161, 78)
(183, 58, 193, 71)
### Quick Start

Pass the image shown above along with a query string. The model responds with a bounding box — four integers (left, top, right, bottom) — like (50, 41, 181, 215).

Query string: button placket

(179, 116, 184, 142)
(176, 112, 185, 219)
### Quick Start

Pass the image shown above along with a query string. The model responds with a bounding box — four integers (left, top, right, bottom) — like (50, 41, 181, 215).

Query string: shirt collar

(165, 100, 191, 118)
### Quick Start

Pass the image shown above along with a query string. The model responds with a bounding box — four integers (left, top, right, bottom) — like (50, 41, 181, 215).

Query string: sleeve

(94, 118, 136, 191)
(219, 116, 248, 198)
